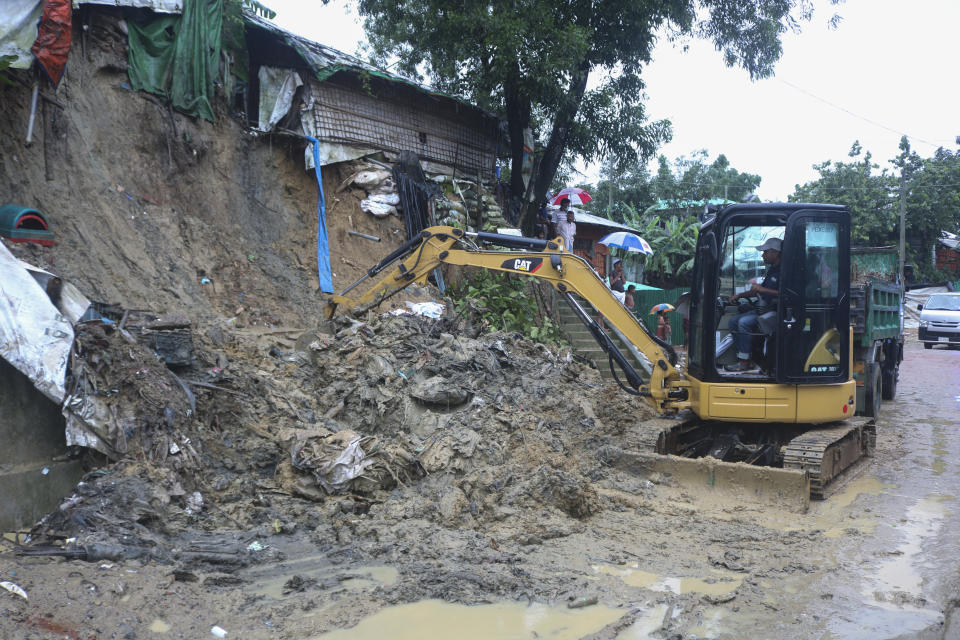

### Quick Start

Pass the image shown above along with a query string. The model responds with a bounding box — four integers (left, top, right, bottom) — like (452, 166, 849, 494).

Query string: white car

(918, 292, 960, 349)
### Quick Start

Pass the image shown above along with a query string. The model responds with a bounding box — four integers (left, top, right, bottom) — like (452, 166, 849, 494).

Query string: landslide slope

(0, 12, 401, 327)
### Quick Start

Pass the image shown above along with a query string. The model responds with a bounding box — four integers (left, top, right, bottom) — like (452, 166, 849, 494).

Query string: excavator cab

(688, 203, 851, 389)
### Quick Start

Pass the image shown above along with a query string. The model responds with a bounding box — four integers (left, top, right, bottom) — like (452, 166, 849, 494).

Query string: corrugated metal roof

(940, 231, 960, 250)
(647, 198, 735, 212)
(243, 12, 495, 119)
(547, 206, 644, 233)
(76, 0, 183, 14)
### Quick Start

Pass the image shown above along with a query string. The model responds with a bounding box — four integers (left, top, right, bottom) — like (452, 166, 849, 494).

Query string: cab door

(776, 210, 850, 384)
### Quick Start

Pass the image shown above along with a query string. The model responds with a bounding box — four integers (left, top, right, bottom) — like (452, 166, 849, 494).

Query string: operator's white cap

(756, 237, 782, 252)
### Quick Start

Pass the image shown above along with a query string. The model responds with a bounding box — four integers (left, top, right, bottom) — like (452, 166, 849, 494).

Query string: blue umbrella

(598, 231, 653, 255)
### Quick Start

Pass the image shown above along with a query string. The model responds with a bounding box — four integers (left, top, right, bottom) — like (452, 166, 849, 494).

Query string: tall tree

(355, 0, 839, 233)
(650, 150, 762, 205)
(790, 141, 898, 247)
(791, 137, 960, 277)
(893, 137, 960, 274)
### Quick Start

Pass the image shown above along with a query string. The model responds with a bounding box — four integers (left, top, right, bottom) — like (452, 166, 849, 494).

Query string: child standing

(656, 310, 672, 344)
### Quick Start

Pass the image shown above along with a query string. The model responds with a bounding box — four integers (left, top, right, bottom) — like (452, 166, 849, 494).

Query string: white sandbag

(352, 169, 392, 189)
(360, 200, 396, 217)
(367, 193, 400, 206)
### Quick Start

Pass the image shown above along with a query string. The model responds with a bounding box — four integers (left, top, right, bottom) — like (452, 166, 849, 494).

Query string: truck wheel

(881, 365, 897, 401)
(863, 364, 882, 418)
(924, 342, 932, 349)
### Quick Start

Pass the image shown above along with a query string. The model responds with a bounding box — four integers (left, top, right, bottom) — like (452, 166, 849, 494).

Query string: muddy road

(1, 324, 958, 640)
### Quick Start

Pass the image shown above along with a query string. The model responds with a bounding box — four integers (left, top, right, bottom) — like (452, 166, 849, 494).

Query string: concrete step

(552, 294, 650, 382)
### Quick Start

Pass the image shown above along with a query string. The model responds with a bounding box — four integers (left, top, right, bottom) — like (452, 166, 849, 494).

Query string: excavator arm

(325, 226, 691, 413)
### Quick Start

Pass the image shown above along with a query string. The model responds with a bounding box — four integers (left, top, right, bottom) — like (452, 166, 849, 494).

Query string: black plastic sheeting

(392, 151, 444, 291)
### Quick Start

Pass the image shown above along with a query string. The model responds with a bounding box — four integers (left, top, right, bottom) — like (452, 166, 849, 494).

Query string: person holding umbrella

(555, 199, 576, 252)
(650, 303, 675, 343)
(609, 260, 626, 292)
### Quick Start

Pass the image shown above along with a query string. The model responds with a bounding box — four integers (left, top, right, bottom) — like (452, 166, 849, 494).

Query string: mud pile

(38, 306, 655, 576)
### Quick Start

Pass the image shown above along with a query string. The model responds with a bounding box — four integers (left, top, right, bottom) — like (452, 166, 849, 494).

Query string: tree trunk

(504, 73, 531, 225)
(520, 64, 590, 235)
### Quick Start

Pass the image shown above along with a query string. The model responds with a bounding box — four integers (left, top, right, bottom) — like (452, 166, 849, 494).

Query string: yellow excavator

(326, 203, 873, 504)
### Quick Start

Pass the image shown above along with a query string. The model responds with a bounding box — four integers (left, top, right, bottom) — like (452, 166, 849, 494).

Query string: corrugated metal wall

(632, 287, 689, 346)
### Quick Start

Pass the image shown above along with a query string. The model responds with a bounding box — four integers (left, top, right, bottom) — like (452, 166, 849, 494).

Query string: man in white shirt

(555, 199, 576, 252)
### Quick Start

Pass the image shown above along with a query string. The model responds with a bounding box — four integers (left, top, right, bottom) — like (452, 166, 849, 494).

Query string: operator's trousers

(728, 310, 776, 360)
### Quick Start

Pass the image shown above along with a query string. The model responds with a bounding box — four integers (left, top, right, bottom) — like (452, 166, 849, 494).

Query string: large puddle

(818, 493, 952, 639)
(241, 553, 398, 600)
(862, 494, 951, 604)
(311, 599, 670, 640)
(591, 563, 743, 597)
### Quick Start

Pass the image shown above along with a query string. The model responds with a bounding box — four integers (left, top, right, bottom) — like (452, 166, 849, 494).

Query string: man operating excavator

(725, 236, 782, 373)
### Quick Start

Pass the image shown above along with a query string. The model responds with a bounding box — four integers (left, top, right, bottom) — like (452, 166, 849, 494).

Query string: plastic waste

(0, 581, 27, 600)
(360, 199, 396, 218)
(185, 492, 203, 514)
(211, 625, 228, 637)
(405, 301, 444, 319)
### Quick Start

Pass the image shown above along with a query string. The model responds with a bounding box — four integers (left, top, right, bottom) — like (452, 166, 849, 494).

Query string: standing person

(656, 310, 672, 344)
(536, 199, 552, 239)
(609, 260, 626, 292)
(625, 284, 636, 313)
(556, 201, 576, 252)
(725, 237, 781, 372)
(656, 310, 670, 341)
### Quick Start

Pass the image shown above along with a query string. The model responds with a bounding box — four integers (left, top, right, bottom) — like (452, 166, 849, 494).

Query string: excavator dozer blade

(616, 415, 875, 512)
(608, 448, 811, 513)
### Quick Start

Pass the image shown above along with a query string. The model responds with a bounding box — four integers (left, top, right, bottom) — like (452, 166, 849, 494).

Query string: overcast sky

(264, 0, 959, 201)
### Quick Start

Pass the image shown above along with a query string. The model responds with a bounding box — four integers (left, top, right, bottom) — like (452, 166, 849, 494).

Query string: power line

(777, 78, 956, 150)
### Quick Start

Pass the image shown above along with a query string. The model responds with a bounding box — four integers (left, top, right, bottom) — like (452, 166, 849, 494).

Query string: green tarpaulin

(126, 0, 222, 122)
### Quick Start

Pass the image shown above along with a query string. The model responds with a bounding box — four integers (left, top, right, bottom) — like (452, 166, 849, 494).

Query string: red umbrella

(550, 187, 593, 206)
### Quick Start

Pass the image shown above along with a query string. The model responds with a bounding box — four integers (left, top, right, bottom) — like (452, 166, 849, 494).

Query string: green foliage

(588, 150, 759, 222)
(790, 141, 897, 247)
(790, 137, 960, 279)
(448, 271, 561, 343)
(0, 55, 16, 87)
(354, 0, 826, 223)
(620, 206, 700, 287)
(647, 150, 762, 205)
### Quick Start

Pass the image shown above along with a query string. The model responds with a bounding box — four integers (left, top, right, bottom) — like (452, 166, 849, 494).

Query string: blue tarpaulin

(307, 136, 333, 293)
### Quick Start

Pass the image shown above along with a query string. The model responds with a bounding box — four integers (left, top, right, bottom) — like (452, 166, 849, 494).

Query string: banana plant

(620, 204, 699, 287)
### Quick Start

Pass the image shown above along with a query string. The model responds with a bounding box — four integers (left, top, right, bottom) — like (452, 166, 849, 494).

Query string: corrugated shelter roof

(77, 0, 183, 14)
(646, 197, 735, 212)
(940, 231, 960, 251)
(243, 12, 496, 120)
(547, 206, 644, 233)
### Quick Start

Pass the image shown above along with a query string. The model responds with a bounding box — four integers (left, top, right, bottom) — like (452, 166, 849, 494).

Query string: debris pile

(63, 322, 197, 465)
(43, 307, 656, 559)
(343, 158, 511, 230)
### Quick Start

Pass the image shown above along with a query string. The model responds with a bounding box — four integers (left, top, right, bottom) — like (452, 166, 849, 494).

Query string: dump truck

(850, 246, 903, 418)
(326, 203, 876, 506)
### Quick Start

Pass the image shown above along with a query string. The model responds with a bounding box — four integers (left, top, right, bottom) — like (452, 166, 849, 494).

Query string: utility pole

(607, 155, 614, 216)
(899, 170, 906, 285)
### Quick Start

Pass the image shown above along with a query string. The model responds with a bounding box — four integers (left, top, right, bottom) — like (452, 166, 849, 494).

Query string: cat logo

(808, 365, 839, 373)
(501, 257, 543, 273)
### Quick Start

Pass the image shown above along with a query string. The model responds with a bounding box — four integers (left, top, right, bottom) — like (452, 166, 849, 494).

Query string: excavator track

(782, 418, 875, 499)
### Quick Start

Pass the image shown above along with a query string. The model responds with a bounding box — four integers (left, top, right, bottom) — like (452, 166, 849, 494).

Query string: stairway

(552, 293, 651, 383)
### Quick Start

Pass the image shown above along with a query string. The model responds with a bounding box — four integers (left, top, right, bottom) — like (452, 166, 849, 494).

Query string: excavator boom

(327, 211, 873, 508)
(326, 226, 690, 414)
